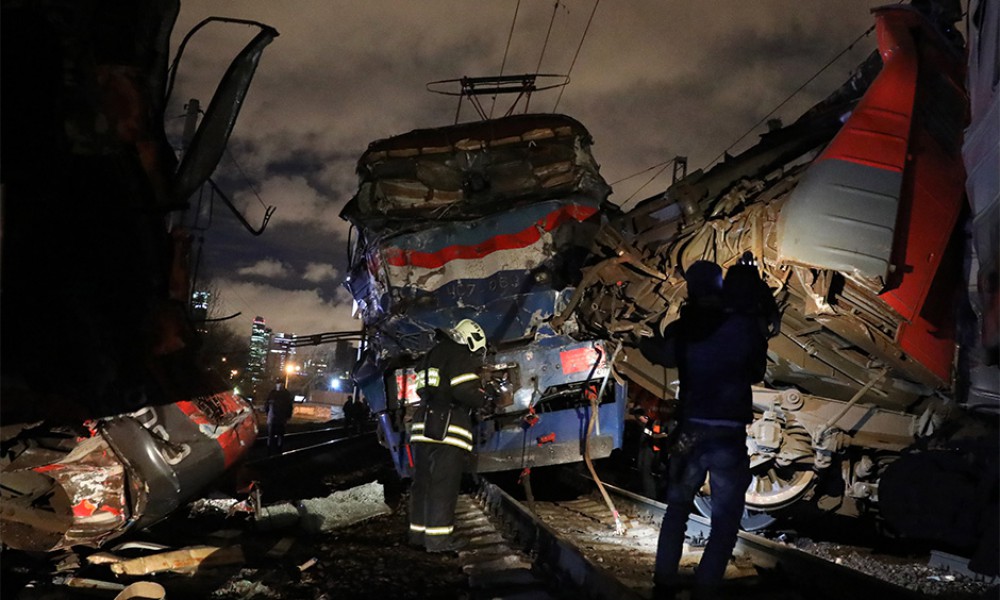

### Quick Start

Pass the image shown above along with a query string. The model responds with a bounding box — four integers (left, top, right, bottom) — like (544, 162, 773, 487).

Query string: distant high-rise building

(191, 290, 210, 334)
(270, 333, 294, 379)
(247, 316, 271, 387)
(332, 340, 357, 375)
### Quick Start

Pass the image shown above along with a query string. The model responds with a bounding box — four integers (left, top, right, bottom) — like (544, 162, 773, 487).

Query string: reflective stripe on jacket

(410, 337, 486, 453)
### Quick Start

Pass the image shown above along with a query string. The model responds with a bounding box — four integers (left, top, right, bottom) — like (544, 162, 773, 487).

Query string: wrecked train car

(1, 2, 275, 551)
(1, 393, 256, 551)
(342, 114, 627, 476)
(562, 3, 998, 571)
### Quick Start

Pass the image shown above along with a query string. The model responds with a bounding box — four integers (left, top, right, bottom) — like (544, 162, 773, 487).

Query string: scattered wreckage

(1, 1, 275, 551)
(561, 1, 998, 572)
(344, 0, 997, 574)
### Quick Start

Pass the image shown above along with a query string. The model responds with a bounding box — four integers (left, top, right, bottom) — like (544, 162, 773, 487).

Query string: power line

(617, 159, 674, 209)
(609, 20, 878, 202)
(534, 1, 560, 74)
(702, 22, 876, 171)
(527, 1, 561, 112)
(490, 0, 522, 119)
(609, 157, 675, 187)
(553, 0, 601, 112)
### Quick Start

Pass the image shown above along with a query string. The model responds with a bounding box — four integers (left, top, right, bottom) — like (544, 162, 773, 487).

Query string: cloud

(303, 262, 339, 283)
(213, 279, 358, 339)
(237, 259, 291, 278)
(171, 0, 890, 335)
(231, 175, 344, 233)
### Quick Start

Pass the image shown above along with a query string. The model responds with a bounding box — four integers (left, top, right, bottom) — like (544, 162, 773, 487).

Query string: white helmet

(451, 319, 486, 352)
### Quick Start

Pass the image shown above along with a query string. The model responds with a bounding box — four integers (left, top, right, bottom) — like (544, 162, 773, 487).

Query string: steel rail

(478, 470, 933, 599)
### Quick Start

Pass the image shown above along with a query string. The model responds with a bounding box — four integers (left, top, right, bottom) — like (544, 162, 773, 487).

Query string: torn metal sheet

(345, 114, 609, 222)
(0, 392, 256, 552)
(778, 160, 902, 282)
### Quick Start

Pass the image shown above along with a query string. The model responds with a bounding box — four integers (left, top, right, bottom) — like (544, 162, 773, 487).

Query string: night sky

(166, 1, 886, 339)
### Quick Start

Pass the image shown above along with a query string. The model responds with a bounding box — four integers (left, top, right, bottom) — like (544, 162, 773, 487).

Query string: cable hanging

(608, 20, 878, 206)
(224, 146, 269, 210)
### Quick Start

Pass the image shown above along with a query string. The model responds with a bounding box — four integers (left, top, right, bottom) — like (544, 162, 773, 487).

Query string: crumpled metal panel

(777, 7, 921, 283)
(343, 114, 610, 225)
(172, 26, 279, 204)
(0, 393, 256, 551)
(777, 158, 902, 281)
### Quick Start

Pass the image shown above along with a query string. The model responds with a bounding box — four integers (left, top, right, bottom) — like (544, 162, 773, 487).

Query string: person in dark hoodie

(641, 259, 768, 598)
(407, 319, 488, 553)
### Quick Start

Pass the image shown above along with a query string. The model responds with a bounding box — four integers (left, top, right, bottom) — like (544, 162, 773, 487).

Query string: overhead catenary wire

(615, 158, 675, 210)
(489, 0, 522, 119)
(701, 22, 877, 171)
(527, 1, 561, 112)
(608, 20, 878, 204)
(553, 0, 601, 112)
(534, 1, 561, 74)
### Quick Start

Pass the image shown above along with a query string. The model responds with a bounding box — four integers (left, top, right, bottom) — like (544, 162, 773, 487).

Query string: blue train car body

(341, 114, 626, 477)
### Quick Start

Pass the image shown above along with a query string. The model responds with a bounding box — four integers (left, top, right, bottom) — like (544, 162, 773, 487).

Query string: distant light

(234, 387, 241, 396)
(331, 378, 342, 390)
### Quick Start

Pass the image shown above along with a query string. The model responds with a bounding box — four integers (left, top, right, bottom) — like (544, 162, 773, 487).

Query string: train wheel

(693, 465, 814, 531)
(693, 493, 777, 531)
(745, 465, 815, 510)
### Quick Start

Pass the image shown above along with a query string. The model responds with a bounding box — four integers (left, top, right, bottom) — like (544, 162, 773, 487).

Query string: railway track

(450, 470, 993, 599)
(233, 429, 993, 598)
(8, 440, 992, 599)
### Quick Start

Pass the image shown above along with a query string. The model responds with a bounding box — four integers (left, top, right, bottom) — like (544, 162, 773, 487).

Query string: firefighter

(408, 319, 488, 552)
(640, 259, 768, 597)
(634, 396, 672, 499)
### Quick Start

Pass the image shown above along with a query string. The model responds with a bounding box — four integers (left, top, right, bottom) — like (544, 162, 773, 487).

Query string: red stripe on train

(815, 10, 918, 172)
(383, 204, 598, 269)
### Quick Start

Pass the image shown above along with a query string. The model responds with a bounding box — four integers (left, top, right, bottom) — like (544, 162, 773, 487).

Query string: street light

(284, 362, 298, 388)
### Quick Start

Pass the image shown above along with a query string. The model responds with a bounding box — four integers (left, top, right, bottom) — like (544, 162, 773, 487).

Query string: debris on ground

(256, 481, 391, 533)
(109, 545, 245, 576)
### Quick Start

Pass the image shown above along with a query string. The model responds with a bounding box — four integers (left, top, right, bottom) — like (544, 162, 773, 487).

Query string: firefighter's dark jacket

(639, 301, 767, 424)
(411, 338, 486, 452)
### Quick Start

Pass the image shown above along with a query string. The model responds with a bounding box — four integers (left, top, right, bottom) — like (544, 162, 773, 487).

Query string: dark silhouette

(640, 259, 768, 597)
(264, 381, 294, 455)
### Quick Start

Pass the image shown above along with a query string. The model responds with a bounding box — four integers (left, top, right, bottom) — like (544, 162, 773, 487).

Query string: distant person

(344, 394, 365, 434)
(408, 319, 488, 553)
(357, 396, 371, 431)
(634, 399, 670, 500)
(265, 381, 294, 455)
(639, 259, 768, 597)
(343, 394, 357, 431)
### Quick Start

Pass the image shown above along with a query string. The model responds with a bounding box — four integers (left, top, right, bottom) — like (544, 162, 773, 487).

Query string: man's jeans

(654, 424, 750, 586)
